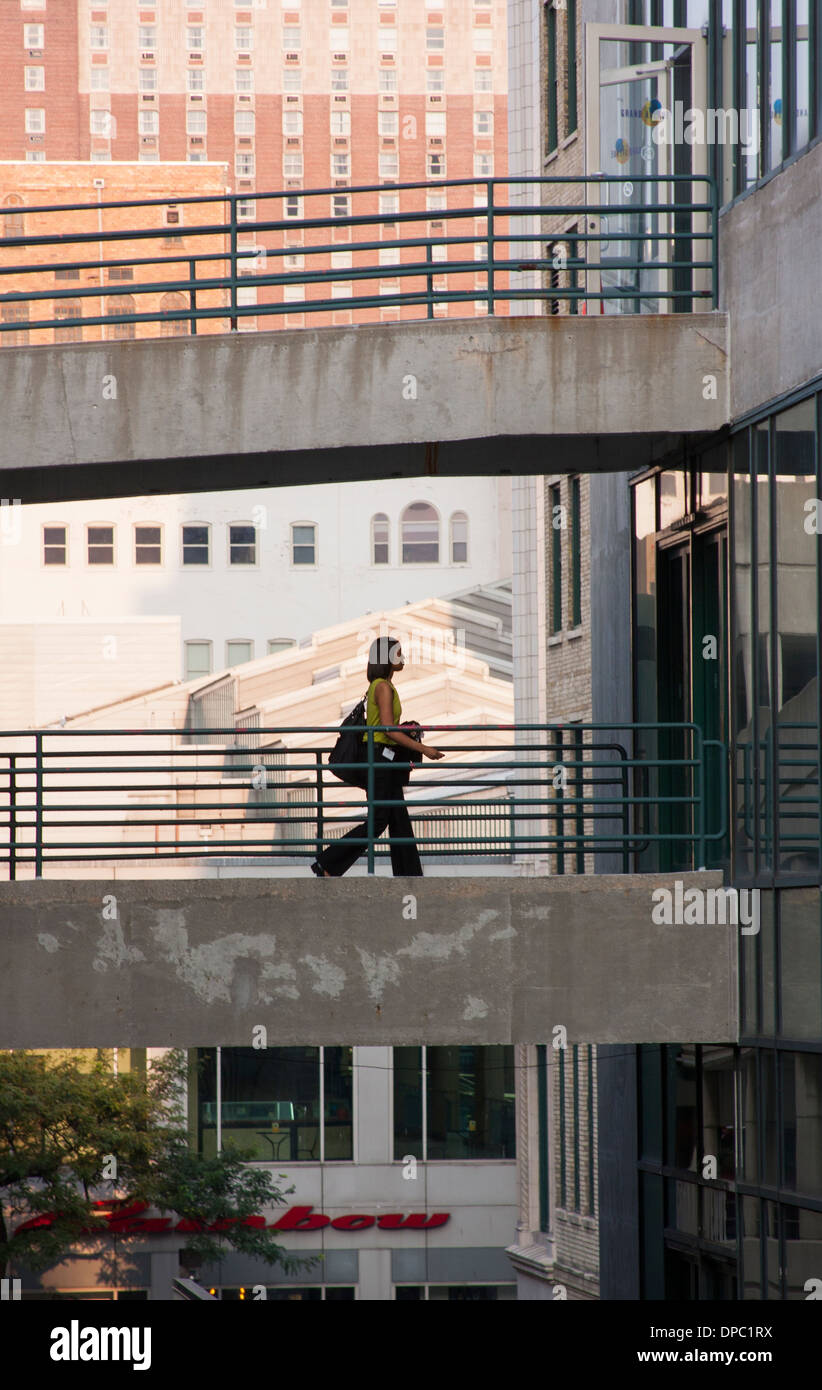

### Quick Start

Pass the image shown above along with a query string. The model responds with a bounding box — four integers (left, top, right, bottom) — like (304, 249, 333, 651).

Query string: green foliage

(0, 1049, 308, 1280)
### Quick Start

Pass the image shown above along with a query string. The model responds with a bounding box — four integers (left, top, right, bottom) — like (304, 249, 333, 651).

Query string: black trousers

(315, 746, 423, 876)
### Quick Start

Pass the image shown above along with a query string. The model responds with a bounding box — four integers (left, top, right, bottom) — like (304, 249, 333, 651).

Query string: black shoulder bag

(328, 690, 370, 787)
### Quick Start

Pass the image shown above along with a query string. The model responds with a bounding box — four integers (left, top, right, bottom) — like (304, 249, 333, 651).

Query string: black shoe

(310, 861, 325, 878)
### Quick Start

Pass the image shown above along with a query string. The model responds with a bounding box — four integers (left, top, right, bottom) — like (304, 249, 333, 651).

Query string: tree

(0, 1049, 310, 1285)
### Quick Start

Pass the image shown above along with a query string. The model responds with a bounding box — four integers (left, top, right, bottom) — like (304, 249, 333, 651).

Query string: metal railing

(0, 722, 726, 877)
(736, 722, 821, 869)
(0, 174, 718, 340)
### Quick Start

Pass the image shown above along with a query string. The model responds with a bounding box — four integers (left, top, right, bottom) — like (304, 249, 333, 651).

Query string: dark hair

(367, 635, 403, 683)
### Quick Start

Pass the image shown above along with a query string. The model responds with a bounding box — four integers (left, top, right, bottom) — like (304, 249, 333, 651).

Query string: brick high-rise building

(1, 0, 509, 334)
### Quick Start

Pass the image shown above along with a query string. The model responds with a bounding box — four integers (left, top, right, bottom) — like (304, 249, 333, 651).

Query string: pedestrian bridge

(0, 873, 737, 1048)
(0, 176, 728, 503)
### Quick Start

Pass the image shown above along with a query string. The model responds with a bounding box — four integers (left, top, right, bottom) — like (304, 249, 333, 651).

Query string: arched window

(371, 512, 389, 565)
(450, 510, 469, 564)
(106, 294, 135, 340)
(54, 299, 83, 344)
(1, 195, 24, 239)
(160, 291, 189, 336)
(401, 501, 439, 564)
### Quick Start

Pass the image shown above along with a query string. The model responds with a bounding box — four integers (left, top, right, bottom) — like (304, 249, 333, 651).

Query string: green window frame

(546, 4, 558, 154)
(572, 1044, 581, 1211)
(566, 0, 577, 134)
(558, 1045, 566, 1206)
(571, 475, 582, 627)
(537, 1044, 550, 1232)
(550, 483, 563, 633)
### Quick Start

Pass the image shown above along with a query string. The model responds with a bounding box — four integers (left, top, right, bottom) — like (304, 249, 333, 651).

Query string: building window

(371, 513, 390, 565)
(570, 476, 581, 626)
(393, 1046, 516, 1161)
(331, 153, 350, 177)
(139, 25, 156, 51)
(474, 110, 493, 137)
(473, 153, 493, 177)
(229, 524, 256, 566)
(196, 1047, 353, 1163)
(1, 195, 25, 238)
(106, 294, 135, 340)
(546, 4, 558, 154)
(24, 65, 44, 91)
(283, 154, 302, 177)
(134, 524, 162, 565)
(401, 501, 439, 564)
(328, 26, 347, 49)
(235, 68, 254, 93)
(186, 110, 206, 135)
(474, 68, 493, 92)
(236, 153, 255, 178)
(43, 525, 67, 566)
(91, 67, 110, 92)
(283, 69, 302, 93)
(450, 511, 468, 564)
(283, 110, 303, 136)
(331, 110, 350, 136)
(426, 153, 445, 178)
(87, 525, 114, 565)
(24, 108, 45, 133)
(566, 0, 578, 135)
(285, 195, 303, 219)
(54, 299, 82, 343)
(226, 640, 253, 667)
(1, 304, 29, 346)
(234, 26, 253, 50)
(425, 111, 445, 137)
(331, 68, 349, 91)
(139, 68, 157, 92)
(24, 23, 44, 46)
(160, 292, 188, 337)
(139, 110, 158, 136)
(181, 524, 210, 566)
(185, 641, 212, 681)
(237, 199, 256, 222)
(89, 25, 108, 50)
(268, 638, 296, 656)
(187, 68, 204, 92)
(332, 193, 350, 218)
(186, 25, 204, 52)
(427, 69, 445, 92)
(426, 27, 444, 51)
(291, 522, 316, 565)
(550, 483, 562, 632)
(380, 68, 398, 91)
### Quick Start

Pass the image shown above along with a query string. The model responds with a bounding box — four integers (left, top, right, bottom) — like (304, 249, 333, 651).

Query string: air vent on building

(237, 94, 252, 104)
(237, 137, 252, 147)
(140, 51, 156, 62)
(188, 93, 204, 103)
(189, 137, 204, 146)
(333, 179, 349, 188)
(285, 95, 300, 104)
(381, 137, 397, 149)
(188, 53, 203, 63)
(332, 52, 347, 62)
(333, 137, 348, 148)
(428, 138, 443, 148)
(333, 94, 348, 104)
(140, 93, 156, 103)
(428, 95, 443, 104)
(285, 51, 300, 62)
(285, 137, 300, 147)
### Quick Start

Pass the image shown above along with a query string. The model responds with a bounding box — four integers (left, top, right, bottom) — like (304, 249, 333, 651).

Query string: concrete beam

(0, 874, 738, 1046)
(3, 314, 729, 503)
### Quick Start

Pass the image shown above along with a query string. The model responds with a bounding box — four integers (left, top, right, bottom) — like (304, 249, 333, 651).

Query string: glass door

(584, 24, 708, 313)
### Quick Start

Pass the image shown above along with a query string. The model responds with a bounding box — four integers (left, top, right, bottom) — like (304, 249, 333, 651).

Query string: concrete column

(357, 1247, 392, 1301)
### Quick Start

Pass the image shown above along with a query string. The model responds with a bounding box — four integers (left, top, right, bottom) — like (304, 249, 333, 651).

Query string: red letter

(377, 1213, 450, 1230)
(330, 1215, 375, 1231)
(272, 1205, 330, 1232)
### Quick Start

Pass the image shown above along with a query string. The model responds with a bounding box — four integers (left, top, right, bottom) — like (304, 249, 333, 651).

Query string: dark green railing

(0, 174, 718, 339)
(0, 722, 726, 876)
(736, 722, 821, 870)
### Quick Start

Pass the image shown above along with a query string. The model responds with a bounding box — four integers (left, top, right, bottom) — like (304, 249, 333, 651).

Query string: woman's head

(367, 635, 404, 682)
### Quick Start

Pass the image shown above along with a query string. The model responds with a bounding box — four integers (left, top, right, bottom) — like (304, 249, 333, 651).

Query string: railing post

(35, 732, 43, 880)
(8, 755, 16, 882)
(486, 179, 495, 316)
(189, 257, 198, 336)
(426, 241, 434, 319)
(315, 750, 324, 862)
(696, 728, 706, 870)
(556, 728, 565, 876)
(711, 175, 719, 309)
(366, 729, 375, 875)
(229, 194, 238, 332)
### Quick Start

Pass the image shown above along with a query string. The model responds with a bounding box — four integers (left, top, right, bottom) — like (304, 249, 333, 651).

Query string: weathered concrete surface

(721, 139, 822, 420)
(2, 314, 729, 503)
(0, 874, 737, 1046)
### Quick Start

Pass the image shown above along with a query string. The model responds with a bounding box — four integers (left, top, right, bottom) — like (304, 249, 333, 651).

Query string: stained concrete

(2, 314, 729, 503)
(0, 873, 737, 1046)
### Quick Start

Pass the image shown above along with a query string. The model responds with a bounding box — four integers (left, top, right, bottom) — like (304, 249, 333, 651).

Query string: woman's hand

(421, 745, 444, 760)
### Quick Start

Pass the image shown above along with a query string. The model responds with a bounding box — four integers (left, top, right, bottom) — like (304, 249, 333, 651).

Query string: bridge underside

(4, 314, 728, 503)
(0, 874, 737, 1046)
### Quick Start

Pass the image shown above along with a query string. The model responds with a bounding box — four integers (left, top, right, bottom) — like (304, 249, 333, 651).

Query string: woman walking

(311, 636, 444, 877)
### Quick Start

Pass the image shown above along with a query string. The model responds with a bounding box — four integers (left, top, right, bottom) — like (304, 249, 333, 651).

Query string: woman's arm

(375, 681, 443, 758)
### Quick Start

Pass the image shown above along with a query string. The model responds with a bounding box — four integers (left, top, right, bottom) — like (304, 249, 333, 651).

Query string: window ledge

(560, 131, 578, 151)
(547, 632, 562, 647)
(544, 148, 559, 167)
(565, 626, 583, 640)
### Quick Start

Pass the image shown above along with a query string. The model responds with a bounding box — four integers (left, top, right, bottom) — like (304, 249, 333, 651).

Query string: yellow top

(363, 677, 401, 745)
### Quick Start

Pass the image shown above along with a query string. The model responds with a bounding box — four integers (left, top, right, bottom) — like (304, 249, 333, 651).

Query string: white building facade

(0, 478, 511, 685)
